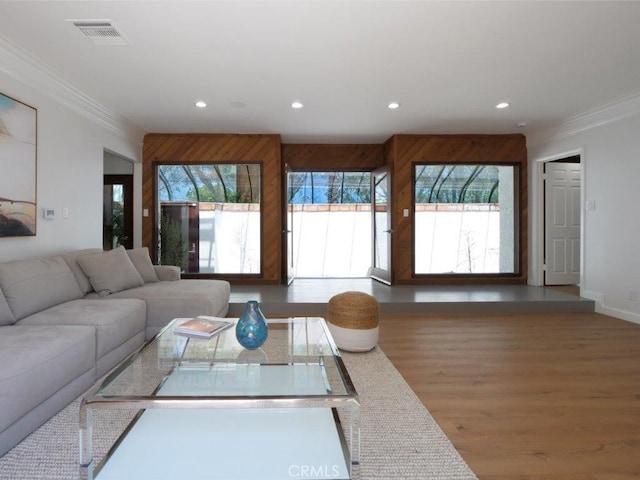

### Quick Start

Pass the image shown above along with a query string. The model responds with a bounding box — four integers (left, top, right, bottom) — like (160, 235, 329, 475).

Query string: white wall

(104, 150, 134, 175)
(528, 112, 640, 323)
(0, 72, 141, 262)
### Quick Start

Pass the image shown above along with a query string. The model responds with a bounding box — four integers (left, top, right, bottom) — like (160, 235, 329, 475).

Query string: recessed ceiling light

(495, 102, 510, 109)
(195, 101, 207, 108)
(291, 102, 304, 109)
(388, 102, 400, 109)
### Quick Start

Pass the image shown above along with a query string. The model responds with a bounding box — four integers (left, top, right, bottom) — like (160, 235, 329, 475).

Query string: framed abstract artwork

(0, 92, 37, 237)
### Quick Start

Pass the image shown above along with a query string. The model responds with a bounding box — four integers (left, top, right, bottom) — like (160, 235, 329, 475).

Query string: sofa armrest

(153, 265, 181, 281)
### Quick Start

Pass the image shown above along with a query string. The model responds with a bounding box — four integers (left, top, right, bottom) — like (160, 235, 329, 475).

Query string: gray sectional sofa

(0, 246, 230, 457)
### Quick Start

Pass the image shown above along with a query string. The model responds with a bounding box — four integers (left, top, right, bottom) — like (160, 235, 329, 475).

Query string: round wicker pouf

(326, 291, 379, 352)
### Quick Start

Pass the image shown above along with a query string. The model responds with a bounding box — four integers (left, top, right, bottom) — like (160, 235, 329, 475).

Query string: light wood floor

(377, 312, 640, 480)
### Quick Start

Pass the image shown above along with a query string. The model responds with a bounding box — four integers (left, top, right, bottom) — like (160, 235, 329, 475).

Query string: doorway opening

(287, 171, 371, 278)
(103, 151, 134, 250)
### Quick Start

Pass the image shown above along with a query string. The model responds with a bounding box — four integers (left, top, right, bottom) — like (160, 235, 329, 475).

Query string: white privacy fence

(414, 206, 502, 274)
(197, 204, 261, 274)
(291, 207, 373, 277)
(193, 204, 505, 276)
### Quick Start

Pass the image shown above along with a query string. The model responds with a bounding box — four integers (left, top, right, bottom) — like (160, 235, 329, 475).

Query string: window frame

(412, 161, 522, 279)
(153, 161, 264, 279)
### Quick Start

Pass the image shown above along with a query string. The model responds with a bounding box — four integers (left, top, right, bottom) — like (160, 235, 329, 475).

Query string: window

(414, 164, 517, 275)
(157, 164, 261, 275)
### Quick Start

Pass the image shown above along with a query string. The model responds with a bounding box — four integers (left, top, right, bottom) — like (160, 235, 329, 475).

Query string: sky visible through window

(289, 172, 371, 204)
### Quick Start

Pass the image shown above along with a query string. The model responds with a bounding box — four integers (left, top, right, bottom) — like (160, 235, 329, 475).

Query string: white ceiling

(1, 1, 640, 143)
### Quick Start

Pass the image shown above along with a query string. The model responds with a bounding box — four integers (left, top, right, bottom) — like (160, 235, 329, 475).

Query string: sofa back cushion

(0, 288, 16, 326)
(0, 256, 83, 320)
(61, 248, 104, 294)
(77, 246, 144, 297)
(126, 247, 159, 283)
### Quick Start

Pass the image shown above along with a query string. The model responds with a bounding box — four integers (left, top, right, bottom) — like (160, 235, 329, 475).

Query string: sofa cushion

(127, 247, 159, 283)
(61, 248, 104, 294)
(0, 288, 16, 326)
(77, 246, 144, 297)
(0, 256, 83, 320)
(18, 298, 146, 360)
(0, 325, 95, 433)
(97, 279, 230, 338)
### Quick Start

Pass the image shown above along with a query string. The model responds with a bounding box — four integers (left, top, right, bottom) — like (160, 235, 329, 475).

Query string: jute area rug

(0, 347, 477, 480)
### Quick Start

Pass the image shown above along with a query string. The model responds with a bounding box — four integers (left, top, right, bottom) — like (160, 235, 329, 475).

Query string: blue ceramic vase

(236, 300, 268, 350)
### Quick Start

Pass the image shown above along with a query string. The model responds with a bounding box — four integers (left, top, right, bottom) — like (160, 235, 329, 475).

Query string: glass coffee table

(80, 317, 360, 480)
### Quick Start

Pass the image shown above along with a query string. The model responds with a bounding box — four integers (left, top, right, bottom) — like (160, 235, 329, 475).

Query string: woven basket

(326, 291, 379, 330)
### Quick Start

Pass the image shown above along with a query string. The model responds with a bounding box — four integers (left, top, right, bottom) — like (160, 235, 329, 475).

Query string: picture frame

(0, 92, 37, 237)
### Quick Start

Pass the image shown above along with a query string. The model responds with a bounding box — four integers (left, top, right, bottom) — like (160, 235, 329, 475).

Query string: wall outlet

(628, 291, 639, 303)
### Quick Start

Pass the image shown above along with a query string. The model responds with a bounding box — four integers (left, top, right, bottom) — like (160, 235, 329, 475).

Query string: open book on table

(173, 316, 233, 338)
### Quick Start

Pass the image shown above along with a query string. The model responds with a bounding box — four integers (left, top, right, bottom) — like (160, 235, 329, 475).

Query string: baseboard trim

(583, 289, 640, 324)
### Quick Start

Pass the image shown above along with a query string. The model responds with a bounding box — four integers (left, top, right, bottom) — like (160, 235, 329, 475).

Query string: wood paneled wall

(142, 134, 282, 283)
(142, 134, 527, 285)
(386, 134, 528, 284)
(282, 144, 384, 170)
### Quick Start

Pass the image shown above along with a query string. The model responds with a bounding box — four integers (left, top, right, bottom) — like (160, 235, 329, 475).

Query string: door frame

(533, 148, 585, 290)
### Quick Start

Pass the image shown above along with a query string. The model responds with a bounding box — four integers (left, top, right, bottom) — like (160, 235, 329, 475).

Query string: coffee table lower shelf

(91, 407, 352, 480)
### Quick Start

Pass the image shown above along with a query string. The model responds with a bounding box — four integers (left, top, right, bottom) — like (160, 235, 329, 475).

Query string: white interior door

(544, 161, 581, 285)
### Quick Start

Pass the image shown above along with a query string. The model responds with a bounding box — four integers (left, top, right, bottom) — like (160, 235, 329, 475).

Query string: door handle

(383, 229, 394, 234)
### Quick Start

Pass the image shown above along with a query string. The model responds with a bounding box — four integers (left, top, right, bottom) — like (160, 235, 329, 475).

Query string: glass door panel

(285, 165, 295, 285)
(370, 167, 391, 284)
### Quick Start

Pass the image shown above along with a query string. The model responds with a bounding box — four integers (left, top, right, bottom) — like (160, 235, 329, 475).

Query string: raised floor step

(229, 280, 594, 316)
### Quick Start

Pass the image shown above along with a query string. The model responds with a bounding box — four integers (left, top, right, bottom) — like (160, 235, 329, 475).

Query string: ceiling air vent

(68, 19, 128, 45)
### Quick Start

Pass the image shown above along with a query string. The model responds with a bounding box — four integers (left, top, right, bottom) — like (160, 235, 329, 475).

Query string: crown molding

(0, 35, 146, 143)
(527, 90, 640, 147)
